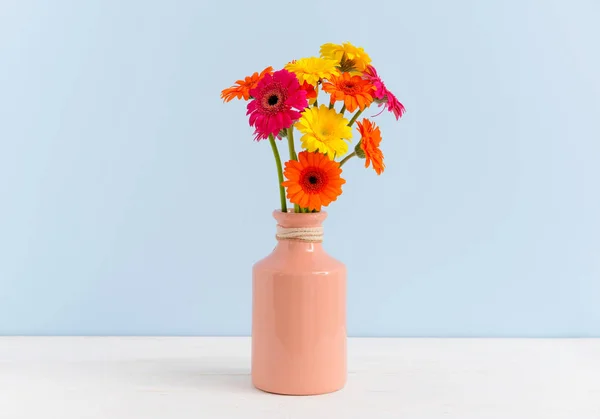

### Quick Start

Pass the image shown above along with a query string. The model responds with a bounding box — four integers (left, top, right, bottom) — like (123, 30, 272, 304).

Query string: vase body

(251, 210, 347, 395)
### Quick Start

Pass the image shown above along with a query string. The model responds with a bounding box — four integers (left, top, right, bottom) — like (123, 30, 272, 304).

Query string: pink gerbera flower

(247, 69, 308, 141)
(363, 65, 406, 120)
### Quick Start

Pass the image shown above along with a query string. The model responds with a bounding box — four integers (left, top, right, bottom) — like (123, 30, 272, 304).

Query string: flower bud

(354, 141, 366, 159)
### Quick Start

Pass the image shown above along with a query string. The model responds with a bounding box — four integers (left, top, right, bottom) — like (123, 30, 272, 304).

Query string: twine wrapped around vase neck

(276, 225, 324, 243)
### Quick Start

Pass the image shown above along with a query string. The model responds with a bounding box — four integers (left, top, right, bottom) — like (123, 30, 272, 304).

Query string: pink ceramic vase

(251, 210, 347, 395)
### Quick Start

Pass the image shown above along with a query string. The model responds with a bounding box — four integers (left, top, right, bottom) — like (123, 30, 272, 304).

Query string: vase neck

(273, 210, 327, 244)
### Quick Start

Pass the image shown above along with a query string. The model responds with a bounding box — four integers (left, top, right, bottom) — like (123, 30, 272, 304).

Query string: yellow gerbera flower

(285, 57, 340, 86)
(320, 42, 372, 74)
(295, 105, 353, 159)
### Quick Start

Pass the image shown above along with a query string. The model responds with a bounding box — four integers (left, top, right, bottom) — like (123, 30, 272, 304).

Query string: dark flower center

(259, 84, 287, 114)
(301, 169, 328, 193)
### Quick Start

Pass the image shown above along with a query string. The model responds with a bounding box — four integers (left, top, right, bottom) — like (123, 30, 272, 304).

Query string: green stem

(286, 127, 300, 213)
(313, 99, 319, 107)
(340, 104, 346, 115)
(328, 102, 334, 110)
(286, 127, 297, 161)
(268, 134, 287, 213)
(348, 109, 363, 126)
(339, 151, 356, 167)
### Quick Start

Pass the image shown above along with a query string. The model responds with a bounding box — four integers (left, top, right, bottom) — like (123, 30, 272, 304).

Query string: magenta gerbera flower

(247, 69, 308, 141)
(363, 65, 406, 120)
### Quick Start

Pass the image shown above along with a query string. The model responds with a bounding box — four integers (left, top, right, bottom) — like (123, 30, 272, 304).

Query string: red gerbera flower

(300, 81, 318, 105)
(247, 69, 308, 141)
(363, 65, 405, 120)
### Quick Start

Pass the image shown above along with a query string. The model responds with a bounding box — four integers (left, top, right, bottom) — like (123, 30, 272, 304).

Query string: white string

(276, 225, 324, 243)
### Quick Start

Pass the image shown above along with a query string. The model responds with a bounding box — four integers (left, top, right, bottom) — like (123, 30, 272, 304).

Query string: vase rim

(273, 209, 328, 216)
(272, 209, 327, 228)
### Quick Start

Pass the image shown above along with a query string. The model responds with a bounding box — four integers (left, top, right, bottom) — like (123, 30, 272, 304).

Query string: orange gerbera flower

(322, 73, 374, 113)
(357, 118, 385, 175)
(220, 66, 273, 102)
(282, 151, 346, 211)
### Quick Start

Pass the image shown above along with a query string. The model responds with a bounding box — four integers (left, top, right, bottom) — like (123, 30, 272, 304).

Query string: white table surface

(1, 337, 599, 419)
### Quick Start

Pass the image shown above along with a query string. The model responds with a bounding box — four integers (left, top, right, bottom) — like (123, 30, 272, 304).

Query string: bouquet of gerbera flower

(221, 42, 405, 213)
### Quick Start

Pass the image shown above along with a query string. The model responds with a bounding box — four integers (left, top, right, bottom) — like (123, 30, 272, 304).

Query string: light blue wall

(1, 0, 599, 337)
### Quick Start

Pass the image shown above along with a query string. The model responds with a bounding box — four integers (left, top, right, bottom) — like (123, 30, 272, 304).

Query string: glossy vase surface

(251, 210, 347, 395)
